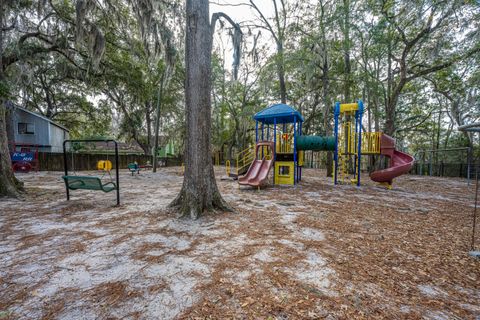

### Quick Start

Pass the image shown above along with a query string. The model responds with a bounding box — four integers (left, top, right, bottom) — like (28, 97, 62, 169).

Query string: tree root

(168, 188, 234, 220)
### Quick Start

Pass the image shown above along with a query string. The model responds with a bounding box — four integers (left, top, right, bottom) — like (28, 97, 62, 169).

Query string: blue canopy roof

(253, 104, 304, 124)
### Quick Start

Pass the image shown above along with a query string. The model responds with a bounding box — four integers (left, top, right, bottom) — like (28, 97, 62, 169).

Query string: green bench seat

(128, 163, 140, 175)
(62, 175, 117, 192)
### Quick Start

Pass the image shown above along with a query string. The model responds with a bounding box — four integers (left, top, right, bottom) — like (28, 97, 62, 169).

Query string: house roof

(7, 102, 69, 132)
(253, 104, 304, 124)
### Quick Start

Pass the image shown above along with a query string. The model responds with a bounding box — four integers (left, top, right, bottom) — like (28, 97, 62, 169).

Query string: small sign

(11, 152, 34, 162)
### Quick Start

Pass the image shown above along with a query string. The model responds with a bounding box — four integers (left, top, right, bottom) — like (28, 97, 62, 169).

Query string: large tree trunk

(317, 0, 333, 177)
(277, 42, 287, 104)
(384, 34, 396, 137)
(0, 104, 23, 197)
(146, 101, 152, 154)
(250, 0, 287, 104)
(0, 2, 23, 197)
(342, 0, 351, 102)
(152, 83, 164, 172)
(322, 58, 333, 177)
(169, 0, 229, 219)
(385, 77, 406, 136)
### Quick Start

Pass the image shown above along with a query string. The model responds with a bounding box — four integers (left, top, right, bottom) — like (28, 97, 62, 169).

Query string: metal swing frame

(458, 122, 480, 258)
(62, 139, 120, 205)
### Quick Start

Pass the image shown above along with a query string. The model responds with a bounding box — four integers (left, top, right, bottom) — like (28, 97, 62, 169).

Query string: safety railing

(225, 160, 231, 176)
(235, 145, 255, 176)
(360, 132, 381, 154)
(339, 123, 381, 155)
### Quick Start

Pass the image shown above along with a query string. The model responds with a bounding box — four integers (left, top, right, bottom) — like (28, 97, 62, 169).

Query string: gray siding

(49, 124, 69, 153)
(14, 109, 50, 147)
(12, 108, 69, 153)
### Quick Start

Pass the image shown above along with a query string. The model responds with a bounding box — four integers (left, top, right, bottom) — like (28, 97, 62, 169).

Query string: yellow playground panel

(339, 102, 359, 113)
(97, 160, 112, 171)
(361, 132, 381, 154)
(274, 161, 294, 185)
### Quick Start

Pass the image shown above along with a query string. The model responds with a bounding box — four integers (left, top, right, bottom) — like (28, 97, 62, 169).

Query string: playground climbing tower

(334, 100, 364, 186)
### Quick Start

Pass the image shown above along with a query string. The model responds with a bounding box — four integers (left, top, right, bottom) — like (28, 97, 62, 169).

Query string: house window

(18, 122, 35, 134)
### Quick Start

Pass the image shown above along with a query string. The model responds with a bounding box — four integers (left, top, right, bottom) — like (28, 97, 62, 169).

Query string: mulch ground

(0, 168, 478, 319)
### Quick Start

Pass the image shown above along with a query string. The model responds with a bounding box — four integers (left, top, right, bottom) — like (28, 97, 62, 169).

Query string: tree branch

(406, 45, 480, 82)
(210, 12, 242, 38)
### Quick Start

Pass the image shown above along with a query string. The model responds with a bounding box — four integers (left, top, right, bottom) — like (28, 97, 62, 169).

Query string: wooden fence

(37, 152, 182, 171)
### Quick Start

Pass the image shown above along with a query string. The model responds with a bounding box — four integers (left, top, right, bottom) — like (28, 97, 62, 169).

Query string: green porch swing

(62, 139, 120, 205)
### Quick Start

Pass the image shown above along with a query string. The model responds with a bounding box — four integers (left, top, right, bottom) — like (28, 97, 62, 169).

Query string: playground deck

(0, 168, 478, 319)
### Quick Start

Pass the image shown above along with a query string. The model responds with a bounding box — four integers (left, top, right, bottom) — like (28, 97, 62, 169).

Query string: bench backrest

(62, 176, 103, 190)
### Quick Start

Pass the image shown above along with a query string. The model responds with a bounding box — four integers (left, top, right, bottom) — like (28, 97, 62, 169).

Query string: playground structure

(236, 102, 414, 189)
(9, 143, 40, 173)
(62, 139, 120, 205)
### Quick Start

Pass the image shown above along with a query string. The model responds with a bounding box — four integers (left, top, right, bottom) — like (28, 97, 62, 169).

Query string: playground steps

(226, 146, 255, 179)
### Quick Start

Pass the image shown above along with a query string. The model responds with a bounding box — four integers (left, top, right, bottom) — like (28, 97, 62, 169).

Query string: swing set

(62, 139, 120, 205)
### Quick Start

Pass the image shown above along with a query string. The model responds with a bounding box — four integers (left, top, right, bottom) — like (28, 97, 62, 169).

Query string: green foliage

(2, 0, 478, 164)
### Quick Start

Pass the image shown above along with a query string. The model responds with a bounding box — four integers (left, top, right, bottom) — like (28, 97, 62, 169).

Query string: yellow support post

(225, 160, 231, 176)
(379, 182, 393, 190)
(298, 150, 304, 166)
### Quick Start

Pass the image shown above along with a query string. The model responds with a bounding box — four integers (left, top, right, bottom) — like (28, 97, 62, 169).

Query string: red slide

(370, 134, 414, 185)
(238, 141, 274, 187)
(238, 159, 263, 184)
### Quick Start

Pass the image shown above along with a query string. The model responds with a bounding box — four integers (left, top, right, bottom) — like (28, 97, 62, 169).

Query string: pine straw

(39, 281, 144, 320)
(1, 169, 478, 319)
(178, 205, 341, 319)
(301, 198, 480, 318)
(179, 173, 479, 319)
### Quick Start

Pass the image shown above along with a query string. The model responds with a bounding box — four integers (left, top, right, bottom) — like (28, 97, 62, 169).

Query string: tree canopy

(1, 0, 479, 197)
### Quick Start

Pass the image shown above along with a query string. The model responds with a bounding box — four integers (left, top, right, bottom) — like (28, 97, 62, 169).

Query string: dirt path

(0, 168, 478, 319)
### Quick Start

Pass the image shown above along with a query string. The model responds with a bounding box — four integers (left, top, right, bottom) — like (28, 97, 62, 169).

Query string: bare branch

(249, 0, 278, 43)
